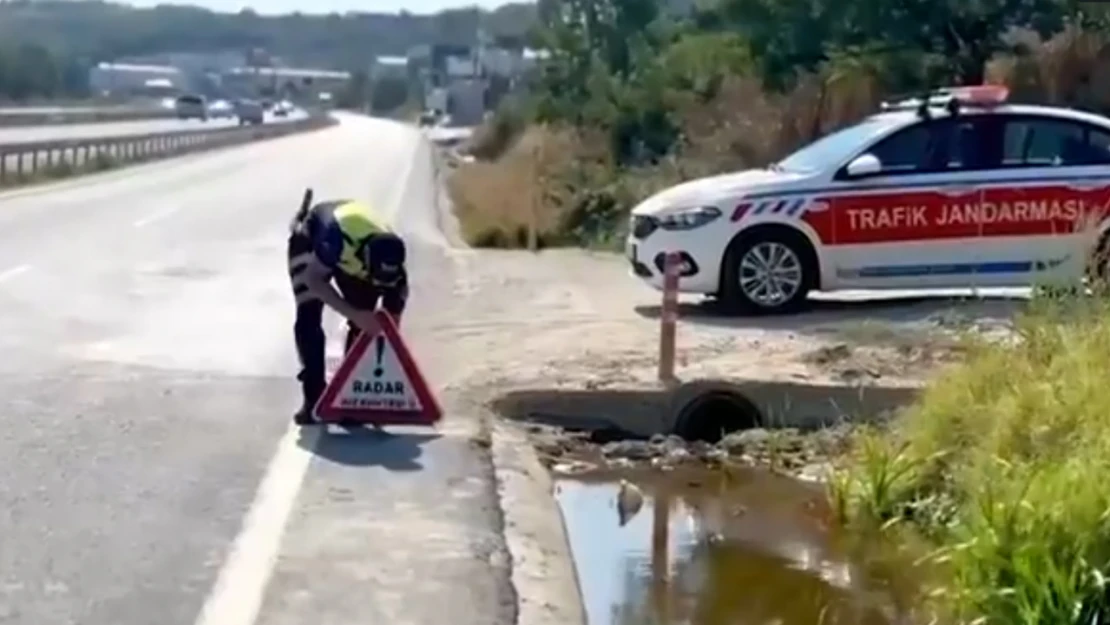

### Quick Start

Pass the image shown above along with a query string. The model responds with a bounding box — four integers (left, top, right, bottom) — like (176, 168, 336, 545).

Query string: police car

(626, 85, 1110, 314)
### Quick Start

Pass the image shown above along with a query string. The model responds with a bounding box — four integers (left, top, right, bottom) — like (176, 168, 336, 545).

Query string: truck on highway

(174, 94, 208, 121)
(234, 99, 265, 126)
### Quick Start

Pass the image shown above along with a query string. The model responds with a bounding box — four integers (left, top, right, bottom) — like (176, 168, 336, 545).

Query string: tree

(337, 69, 371, 110)
(370, 75, 410, 113)
(533, 0, 669, 122)
(0, 42, 63, 101)
(714, 0, 1069, 87)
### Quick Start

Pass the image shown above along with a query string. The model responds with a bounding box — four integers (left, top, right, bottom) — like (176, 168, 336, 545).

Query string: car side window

(1081, 128, 1110, 165)
(867, 122, 937, 173)
(942, 118, 998, 170)
(864, 117, 994, 175)
(1003, 117, 1110, 166)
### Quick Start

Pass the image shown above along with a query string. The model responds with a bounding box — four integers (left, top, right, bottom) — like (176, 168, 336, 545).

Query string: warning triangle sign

(313, 309, 442, 426)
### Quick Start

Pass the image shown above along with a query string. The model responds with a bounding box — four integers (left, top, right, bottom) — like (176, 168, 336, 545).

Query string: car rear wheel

(719, 230, 813, 315)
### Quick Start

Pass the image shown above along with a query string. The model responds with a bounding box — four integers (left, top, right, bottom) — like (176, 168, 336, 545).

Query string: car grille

(631, 215, 658, 239)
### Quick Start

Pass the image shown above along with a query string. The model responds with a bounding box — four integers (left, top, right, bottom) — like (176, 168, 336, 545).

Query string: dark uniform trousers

(286, 232, 408, 406)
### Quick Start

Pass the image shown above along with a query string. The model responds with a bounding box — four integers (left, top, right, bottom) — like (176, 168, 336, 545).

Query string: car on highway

(174, 94, 208, 121)
(207, 99, 235, 119)
(419, 109, 446, 127)
(271, 100, 289, 117)
(626, 85, 1110, 314)
(234, 99, 265, 126)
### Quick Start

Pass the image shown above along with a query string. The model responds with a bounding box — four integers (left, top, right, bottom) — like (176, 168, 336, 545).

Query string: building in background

(371, 56, 409, 81)
(91, 48, 351, 104)
(218, 67, 351, 101)
(407, 38, 546, 125)
(88, 62, 186, 96)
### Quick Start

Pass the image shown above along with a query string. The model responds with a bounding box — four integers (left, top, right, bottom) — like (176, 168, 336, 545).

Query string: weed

(831, 291, 1110, 624)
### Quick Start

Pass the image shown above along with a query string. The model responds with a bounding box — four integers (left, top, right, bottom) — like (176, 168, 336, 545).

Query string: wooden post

(650, 492, 672, 622)
(658, 251, 680, 382)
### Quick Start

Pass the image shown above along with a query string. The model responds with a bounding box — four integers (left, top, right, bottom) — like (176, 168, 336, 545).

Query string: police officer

(286, 188, 408, 425)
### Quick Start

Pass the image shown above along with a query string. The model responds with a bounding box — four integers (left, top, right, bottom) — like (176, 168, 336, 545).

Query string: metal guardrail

(0, 108, 178, 127)
(0, 114, 337, 188)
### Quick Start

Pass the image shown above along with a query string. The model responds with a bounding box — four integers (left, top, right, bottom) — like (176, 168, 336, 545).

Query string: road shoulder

(491, 417, 586, 625)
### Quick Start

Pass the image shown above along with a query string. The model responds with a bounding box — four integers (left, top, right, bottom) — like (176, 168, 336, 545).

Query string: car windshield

(773, 116, 907, 173)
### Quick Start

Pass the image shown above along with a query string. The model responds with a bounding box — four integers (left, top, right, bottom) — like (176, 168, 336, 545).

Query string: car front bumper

(624, 217, 730, 294)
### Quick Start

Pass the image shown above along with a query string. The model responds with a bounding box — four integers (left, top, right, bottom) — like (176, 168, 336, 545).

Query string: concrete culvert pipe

(673, 390, 760, 443)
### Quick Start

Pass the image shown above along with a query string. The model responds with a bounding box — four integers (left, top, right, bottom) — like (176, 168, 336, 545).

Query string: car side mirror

(845, 153, 882, 177)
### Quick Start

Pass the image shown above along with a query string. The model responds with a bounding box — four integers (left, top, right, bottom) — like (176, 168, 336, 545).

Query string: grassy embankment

(449, 70, 866, 249)
(448, 27, 1110, 251)
(829, 281, 1110, 624)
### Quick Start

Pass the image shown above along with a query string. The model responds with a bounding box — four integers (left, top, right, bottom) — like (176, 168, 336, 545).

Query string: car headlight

(657, 206, 722, 231)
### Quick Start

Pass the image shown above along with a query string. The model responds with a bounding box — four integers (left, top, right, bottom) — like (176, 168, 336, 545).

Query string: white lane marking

(192, 424, 319, 625)
(133, 205, 182, 228)
(384, 132, 421, 217)
(0, 264, 31, 283)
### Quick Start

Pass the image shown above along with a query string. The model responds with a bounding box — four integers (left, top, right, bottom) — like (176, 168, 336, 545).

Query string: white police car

(626, 85, 1110, 314)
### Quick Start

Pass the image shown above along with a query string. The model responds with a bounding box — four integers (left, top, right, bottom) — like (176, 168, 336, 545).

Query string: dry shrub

(450, 70, 888, 249)
(466, 103, 528, 160)
(673, 71, 879, 179)
(987, 26, 1110, 112)
(448, 124, 591, 248)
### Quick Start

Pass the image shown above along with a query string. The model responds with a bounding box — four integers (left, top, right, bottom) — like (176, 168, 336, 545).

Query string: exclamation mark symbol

(373, 336, 385, 377)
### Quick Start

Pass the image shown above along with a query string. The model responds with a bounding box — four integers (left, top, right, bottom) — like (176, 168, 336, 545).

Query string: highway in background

(0, 105, 157, 114)
(0, 110, 307, 145)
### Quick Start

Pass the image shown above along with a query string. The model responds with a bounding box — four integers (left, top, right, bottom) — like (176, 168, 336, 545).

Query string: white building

(221, 66, 352, 99)
(372, 55, 409, 80)
(88, 62, 185, 95)
(480, 47, 546, 78)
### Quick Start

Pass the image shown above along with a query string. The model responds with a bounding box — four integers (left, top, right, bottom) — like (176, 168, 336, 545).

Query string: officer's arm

(381, 271, 408, 323)
(302, 257, 360, 320)
(301, 224, 362, 320)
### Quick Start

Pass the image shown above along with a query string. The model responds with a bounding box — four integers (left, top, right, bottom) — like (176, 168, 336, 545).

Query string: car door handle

(940, 185, 976, 197)
(1067, 181, 1108, 191)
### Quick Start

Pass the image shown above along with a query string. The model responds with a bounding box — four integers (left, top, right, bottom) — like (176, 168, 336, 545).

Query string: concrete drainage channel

(491, 378, 921, 443)
(492, 378, 926, 625)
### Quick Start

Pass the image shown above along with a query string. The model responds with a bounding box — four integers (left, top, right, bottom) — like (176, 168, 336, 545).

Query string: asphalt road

(0, 113, 514, 625)
(0, 111, 306, 145)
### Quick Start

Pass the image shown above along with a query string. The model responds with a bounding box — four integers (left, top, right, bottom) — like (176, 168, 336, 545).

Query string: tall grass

(447, 74, 866, 248)
(830, 290, 1110, 624)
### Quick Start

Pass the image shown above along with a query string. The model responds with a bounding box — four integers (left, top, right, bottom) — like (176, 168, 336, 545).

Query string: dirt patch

(429, 240, 1021, 486)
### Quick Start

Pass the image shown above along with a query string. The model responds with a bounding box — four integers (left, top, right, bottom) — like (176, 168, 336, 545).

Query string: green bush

(830, 293, 1110, 624)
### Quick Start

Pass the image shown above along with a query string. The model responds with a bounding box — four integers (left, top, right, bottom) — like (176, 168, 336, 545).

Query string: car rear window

(177, 96, 203, 105)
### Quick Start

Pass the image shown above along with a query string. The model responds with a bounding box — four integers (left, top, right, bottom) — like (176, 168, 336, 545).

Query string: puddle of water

(555, 467, 921, 625)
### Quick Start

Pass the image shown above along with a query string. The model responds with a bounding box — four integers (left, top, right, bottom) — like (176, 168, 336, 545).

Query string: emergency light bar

(880, 84, 1010, 115)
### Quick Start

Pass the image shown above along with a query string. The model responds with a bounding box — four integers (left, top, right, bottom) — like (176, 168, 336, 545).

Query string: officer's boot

(293, 370, 326, 425)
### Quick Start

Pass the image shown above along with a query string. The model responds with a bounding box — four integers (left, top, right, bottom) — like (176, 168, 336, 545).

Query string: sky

(121, 0, 513, 15)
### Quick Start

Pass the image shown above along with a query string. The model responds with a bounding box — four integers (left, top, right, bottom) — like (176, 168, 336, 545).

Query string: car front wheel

(719, 230, 813, 315)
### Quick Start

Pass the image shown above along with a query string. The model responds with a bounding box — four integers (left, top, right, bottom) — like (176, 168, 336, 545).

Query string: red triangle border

(313, 309, 442, 425)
